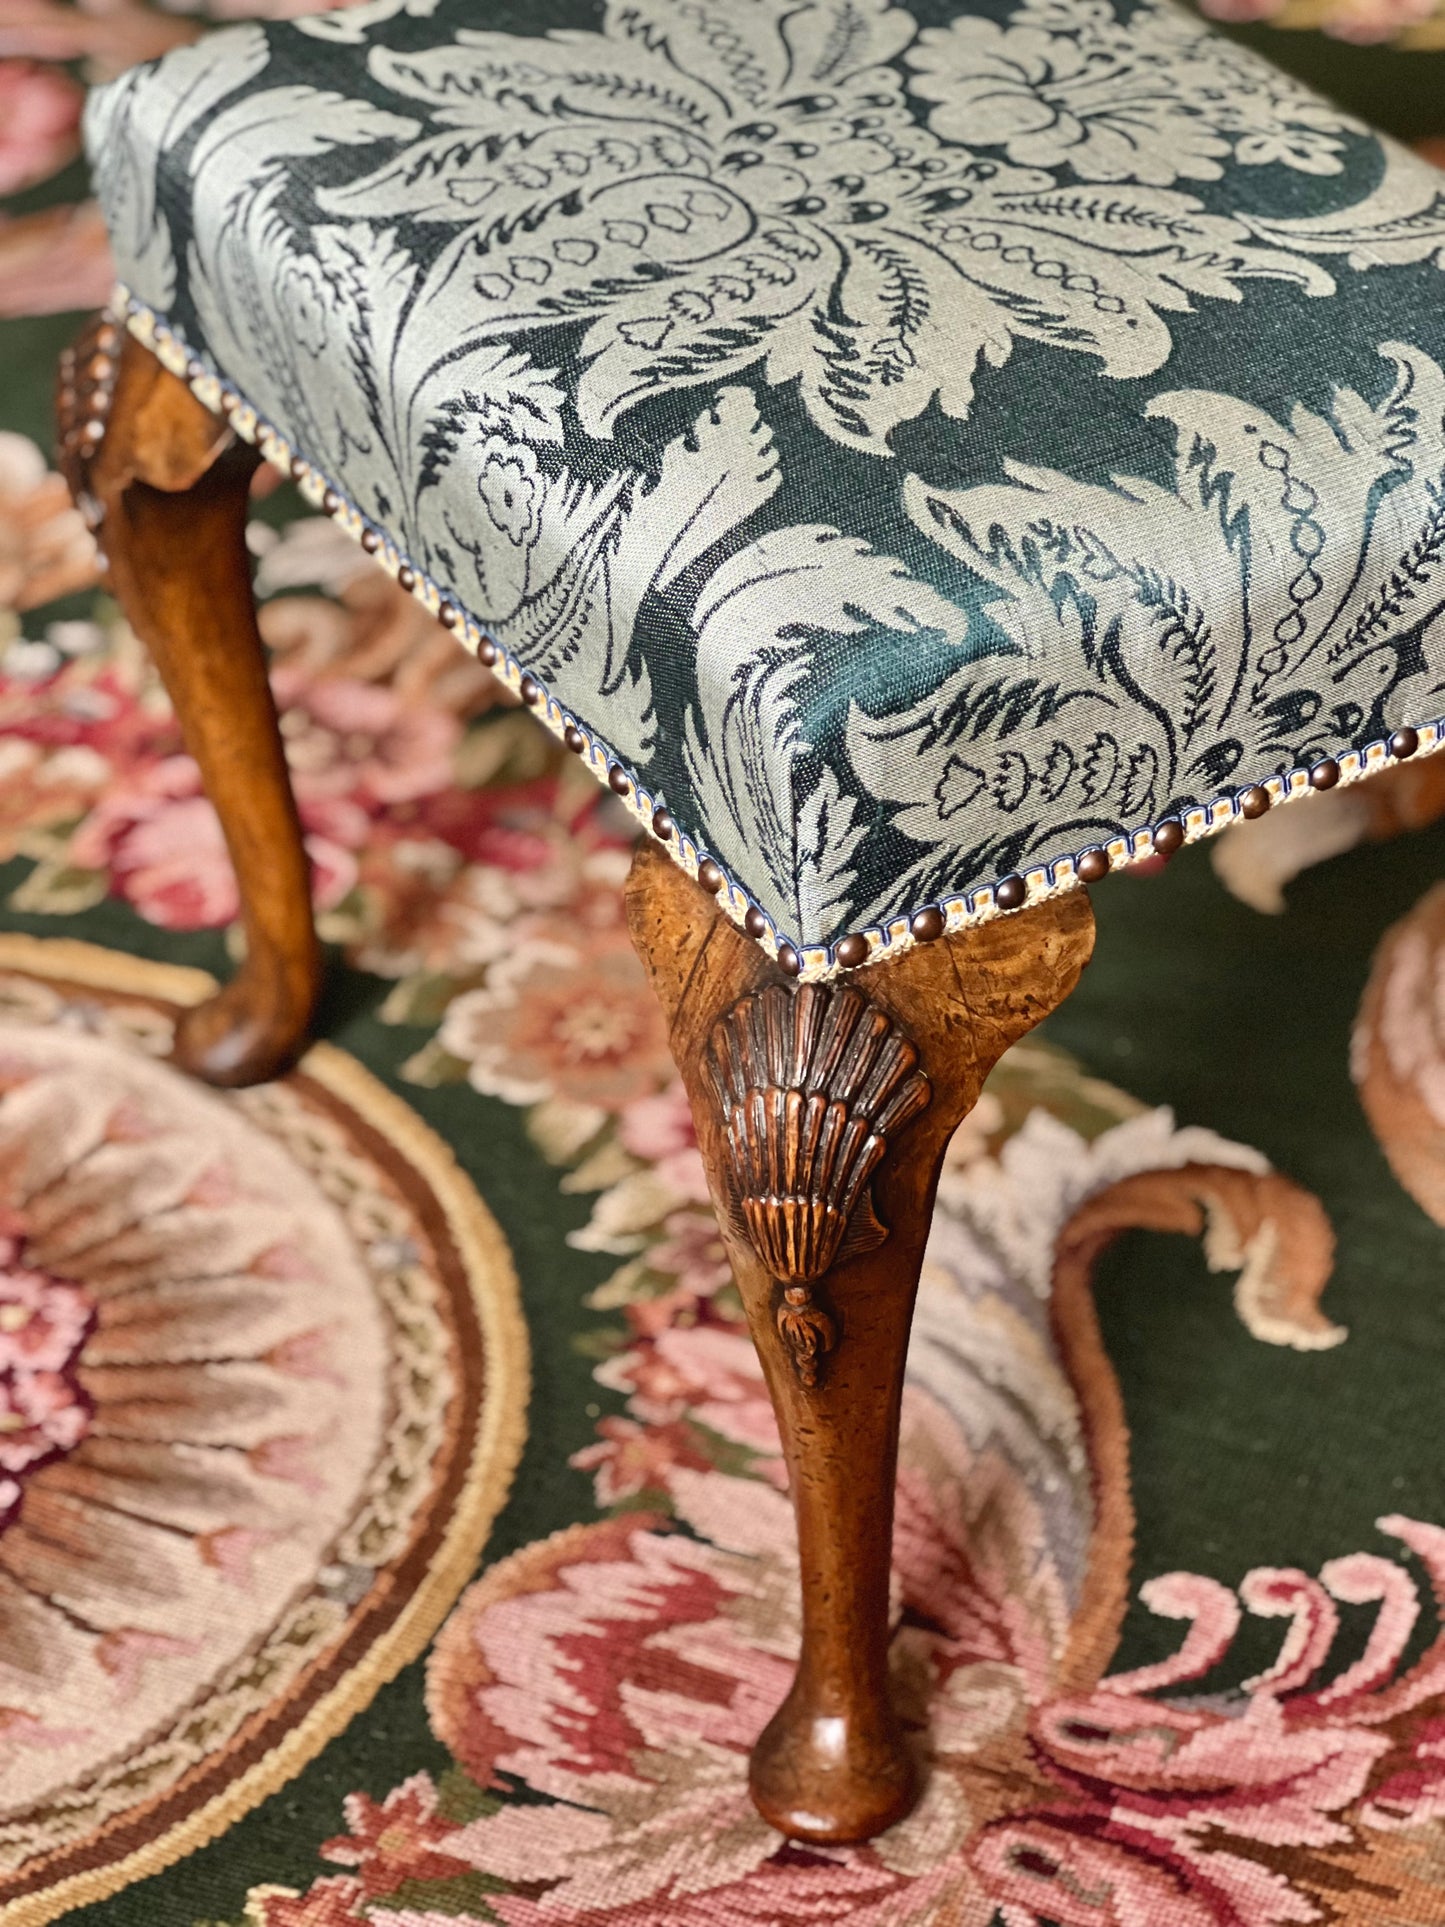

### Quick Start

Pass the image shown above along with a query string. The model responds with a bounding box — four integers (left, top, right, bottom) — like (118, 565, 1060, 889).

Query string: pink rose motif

(0, 1266, 91, 1372)
(413, 775, 625, 878)
(0, 1230, 93, 1499)
(0, 1368, 89, 1474)
(647, 1210, 733, 1300)
(0, 61, 81, 197)
(1321, 0, 1435, 39)
(617, 1084, 710, 1203)
(68, 754, 358, 930)
(270, 666, 459, 811)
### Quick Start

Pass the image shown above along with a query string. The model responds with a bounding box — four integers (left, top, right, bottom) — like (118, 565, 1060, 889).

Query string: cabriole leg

(626, 844, 1094, 1843)
(58, 315, 320, 1085)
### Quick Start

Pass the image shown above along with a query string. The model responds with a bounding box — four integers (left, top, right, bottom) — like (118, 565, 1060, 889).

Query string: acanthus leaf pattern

(88, 0, 1445, 952)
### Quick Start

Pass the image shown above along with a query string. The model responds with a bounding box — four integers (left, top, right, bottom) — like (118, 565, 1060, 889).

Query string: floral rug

(10, 6, 1445, 1926)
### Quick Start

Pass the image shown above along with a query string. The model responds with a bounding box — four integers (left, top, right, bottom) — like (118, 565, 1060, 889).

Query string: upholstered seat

(86, 0, 1445, 970)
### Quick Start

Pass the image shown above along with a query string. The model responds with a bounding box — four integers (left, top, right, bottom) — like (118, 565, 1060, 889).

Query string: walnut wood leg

(58, 314, 320, 1085)
(627, 845, 1095, 1843)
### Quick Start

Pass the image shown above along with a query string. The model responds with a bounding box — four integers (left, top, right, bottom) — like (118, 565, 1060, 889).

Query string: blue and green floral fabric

(86, 0, 1445, 963)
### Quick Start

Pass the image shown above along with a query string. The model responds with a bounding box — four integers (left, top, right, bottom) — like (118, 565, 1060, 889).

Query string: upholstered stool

(66, 0, 1445, 1843)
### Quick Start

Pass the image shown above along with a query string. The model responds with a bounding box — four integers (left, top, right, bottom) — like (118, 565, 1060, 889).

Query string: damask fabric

(86, 0, 1445, 966)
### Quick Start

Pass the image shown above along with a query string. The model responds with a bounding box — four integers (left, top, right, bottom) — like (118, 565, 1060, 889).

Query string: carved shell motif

(705, 981, 932, 1287)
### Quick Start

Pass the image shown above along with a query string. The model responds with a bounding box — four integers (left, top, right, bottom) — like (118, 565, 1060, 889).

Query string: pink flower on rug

(594, 1325, 781, 1463)
(416, 773, 608, 875)
(1195, 0, 1286, 20)
(0, 201, 114, 321)
(647, 1211, 732, 1300)
(569, 1415, 713, 1504)
(0, 61, 81, 196)
(0, 1266, 91, 1372)
(68, 755, 358, 929)
(247, 1876, 369, 1925)
(438, 936, 673, 1112)
(0, 1228, 92, 1498)
(616, 1085, 710, 1203)
(0, 1368, 88, 1474)
(270, 666, 459, 811)
(0, 432, 97, 612)
(322, 1773, 473, 1900)
(1319, 0, 1435, 38)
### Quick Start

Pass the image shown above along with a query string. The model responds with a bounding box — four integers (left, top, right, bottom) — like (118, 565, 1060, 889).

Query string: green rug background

(0, 810, 1440, 1921)
(5, 12, 1445, 1921)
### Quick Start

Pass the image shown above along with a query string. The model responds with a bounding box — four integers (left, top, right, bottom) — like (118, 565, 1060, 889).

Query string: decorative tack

(56, 311, 123, 537)
(125, 291, 1445, 992)
(1309, 758, 1340, 791)
(777, 943, 801, 978)
(835, 932, 870, 971)
(704, 980, 931, 1387)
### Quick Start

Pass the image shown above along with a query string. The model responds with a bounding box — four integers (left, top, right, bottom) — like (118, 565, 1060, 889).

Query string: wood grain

(59, 320, 320, 1085)
(627, 843, 1095, 1844)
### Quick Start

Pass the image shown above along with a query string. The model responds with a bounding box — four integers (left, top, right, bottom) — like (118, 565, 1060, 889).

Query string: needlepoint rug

(0, 937, 527, 1927)
(9, 2, 1445, 1924)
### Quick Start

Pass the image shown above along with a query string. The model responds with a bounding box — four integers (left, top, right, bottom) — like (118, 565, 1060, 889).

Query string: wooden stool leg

(627, 845, 1094, 1843)
(58, 315, 321, 1086)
